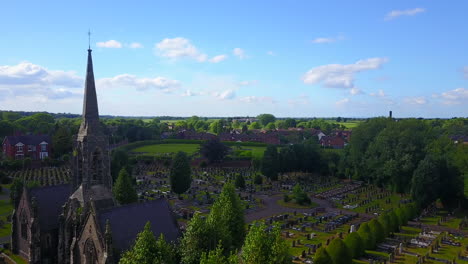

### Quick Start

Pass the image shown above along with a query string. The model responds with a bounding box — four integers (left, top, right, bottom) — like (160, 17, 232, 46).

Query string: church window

(84, 239, 97, 264)
(20, 213, 28, 240)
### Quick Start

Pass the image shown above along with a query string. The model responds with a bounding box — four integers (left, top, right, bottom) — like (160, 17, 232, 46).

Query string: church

(11, 46, 181, 264)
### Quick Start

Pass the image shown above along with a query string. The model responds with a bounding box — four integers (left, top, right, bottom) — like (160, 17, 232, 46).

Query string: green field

(132, 144, 200, 155)
(131, 143, 266, 158)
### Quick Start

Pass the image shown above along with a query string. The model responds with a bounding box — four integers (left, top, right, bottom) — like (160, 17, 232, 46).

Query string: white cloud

(209, 54, 228, 63)
(434, 88, 468, 105)
(404, 96, 427, 105)
(350, 87, 363, 95)
(97, 74, 181, 93)
(129, 42, 143, 49)
(370, 89, 386, 97)
(302, 57, 388, 88)
(181, 89, 200, 97)
(267, 51, 276, 56)
(335, 98, 350, 106)
(312, 35, 344, 44)
(213, 89, 236, 100)
(240, 96, 275, 104)
(155, 37, 208, 62)
(385, 8, 426, 21)
(96, 40, 123, 48)
(463, 66, 468, 79)
(233, 48, 246, 59)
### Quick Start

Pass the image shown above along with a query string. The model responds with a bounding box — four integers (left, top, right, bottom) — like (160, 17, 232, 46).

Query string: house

(2, 135, 51, 160)
(319, 136, 346, 149)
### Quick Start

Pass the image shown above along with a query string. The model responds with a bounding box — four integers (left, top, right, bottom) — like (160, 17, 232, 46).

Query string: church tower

(70, 47, 114, 208)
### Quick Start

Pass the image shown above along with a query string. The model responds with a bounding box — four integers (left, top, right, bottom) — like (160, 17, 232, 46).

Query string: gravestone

(350, 224, 356, 233)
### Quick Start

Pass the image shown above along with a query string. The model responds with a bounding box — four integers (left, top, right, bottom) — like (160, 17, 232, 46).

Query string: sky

(1, 0, 467, 118)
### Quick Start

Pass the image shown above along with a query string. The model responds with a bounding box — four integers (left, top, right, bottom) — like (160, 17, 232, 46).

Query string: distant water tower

(389, 111, 393, 118)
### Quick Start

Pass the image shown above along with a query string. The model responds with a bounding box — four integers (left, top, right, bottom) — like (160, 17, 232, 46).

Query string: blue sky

(1, 0, 467, 118)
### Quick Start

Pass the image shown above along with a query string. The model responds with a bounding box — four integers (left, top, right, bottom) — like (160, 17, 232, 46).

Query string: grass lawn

(132, 144, 200, 155)
(0, 200, 13, 216)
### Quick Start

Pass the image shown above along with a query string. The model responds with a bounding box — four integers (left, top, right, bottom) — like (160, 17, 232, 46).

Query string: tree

(235, 174, 246, 190)
(200, 243, 237, 264)
(52, 126, 72, 158)
(292, 184, 311, 205)
(344, 232, 365, 258)
(261, 145, 279, 180)
(410, 155, 440, 209)
(113, 168, 138, 204)
(241, 222, 290, 264)
(284, 118, 296, 128)
(326, 238, 352, 264)
(170, 151, 192, 196)
(10, 178, 24, 205)
(378, 213, 391, 237)
(313, 247, 333, 264)
(180, 214, 212, 264)
(248, 122, 261, 130)
(253, 174, 263, 185)
(357, 223, 375, 249)
(111, 150, 130, 182)
(200, 138, 230, 163)
(208, 182, 245, 249)
(120, 222, 176, 264)
(265, 122, 276, 130)
(257, 114, 276, 127)
(368, 219, 385, 244)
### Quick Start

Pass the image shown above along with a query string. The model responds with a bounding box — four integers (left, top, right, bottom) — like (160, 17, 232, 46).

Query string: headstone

(399, 243, 403, 254)
(350, 224, 356, 233)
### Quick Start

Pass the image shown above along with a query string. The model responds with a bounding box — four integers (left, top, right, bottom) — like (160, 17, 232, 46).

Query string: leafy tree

(200, 138, 230, 163)
(343, 232, 365, 258)
(52, 126, 72, 158)
(261, 145, 279, 180)
(357, 223, 375, 249)
(378, 213, 391, 237)
(120, 222, 176, 264)
(388, 211, 399, 233)
(292, 184, 311, 205)
(257, 114, 276, 127)
(368, 219, 385, 244)
(265, 122, 276, 130)
(170, 151, 192, 196)
(10, 178, 24, 205)
(0, 120, 15, 139)
(248, 121, 261, 130)
(180, 214, 212, 264)
(241, 222, 290, 264)
(326, 238, 352, 264)
(208, 182, 245, 249)
(410, 155, 440, 209)
(111, 149, 130, 182)
(313, 247, 333, 264)
(113, 168, 138, 204)
(200, 243, 237, 264)
(235, 174, 246, 190)
(284, 118, 296, 128)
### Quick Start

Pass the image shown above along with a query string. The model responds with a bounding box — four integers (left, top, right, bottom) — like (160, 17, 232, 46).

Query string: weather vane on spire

(88, 29, 91, 50)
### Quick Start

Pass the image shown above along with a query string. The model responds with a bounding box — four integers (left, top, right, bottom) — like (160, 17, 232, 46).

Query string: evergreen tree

(200, 138, 230, 163)
(343, 232, 365, 258)
(119, 222, 159, 264)
(313, 247, 333, 264)
(113, 168, 138, 205)
(200, 243, 237, 264)
(326, 238, 352, 264)
(170, 151, 192, 196)
(235, 174, 246, 190)
(180, 214, 212, 264)
(368, 219, 385, 244)
(261, 145, 279, 180)
(292, 184, 311, 205)
(357, 223, 375, 250)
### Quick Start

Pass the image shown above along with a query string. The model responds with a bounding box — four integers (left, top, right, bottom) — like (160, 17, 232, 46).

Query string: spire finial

(88, 29, 91, 50)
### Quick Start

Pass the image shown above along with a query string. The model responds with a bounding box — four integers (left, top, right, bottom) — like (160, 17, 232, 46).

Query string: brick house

(319, 135, 346, 149)
(2, 135, 51, 160)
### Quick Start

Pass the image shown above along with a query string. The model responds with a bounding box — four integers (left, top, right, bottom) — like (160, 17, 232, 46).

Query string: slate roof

(29, 184, 71, 231)
(97, 198, 180, 251)
(4, 135, 50, 146)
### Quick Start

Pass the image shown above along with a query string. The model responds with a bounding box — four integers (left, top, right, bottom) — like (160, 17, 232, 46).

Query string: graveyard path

(246, 194, 348, 222)
(245, 194, 375, 223)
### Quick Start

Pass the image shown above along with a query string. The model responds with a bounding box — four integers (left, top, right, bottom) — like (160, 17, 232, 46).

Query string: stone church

(11, 47, 181, 264)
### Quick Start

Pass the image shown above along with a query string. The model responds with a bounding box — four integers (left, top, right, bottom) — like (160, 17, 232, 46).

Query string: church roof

(97, 198, 180, 251)
(29, 184, 71, 231)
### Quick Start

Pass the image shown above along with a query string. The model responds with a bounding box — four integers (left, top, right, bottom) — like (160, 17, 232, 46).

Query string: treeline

(340, 117, 467, 209)
(119, 182, 291, 264)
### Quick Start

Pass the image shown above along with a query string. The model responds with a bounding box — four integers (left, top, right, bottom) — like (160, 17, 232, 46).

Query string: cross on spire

(88, 30, 91, 50)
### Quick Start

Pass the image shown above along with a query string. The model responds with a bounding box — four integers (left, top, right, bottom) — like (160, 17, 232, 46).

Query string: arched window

(91, 148, 103, 184)
(20, 212, 28, 240)
(84, 238, 97, 264)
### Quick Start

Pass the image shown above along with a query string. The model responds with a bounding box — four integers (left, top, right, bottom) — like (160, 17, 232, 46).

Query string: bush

(254, 174, 263, 185)
(283, 194, 290, 203)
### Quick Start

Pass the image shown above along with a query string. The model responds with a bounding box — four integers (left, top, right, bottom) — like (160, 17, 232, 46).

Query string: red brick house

(319, 136, 346, 149)
(2, 135, 51, 160)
